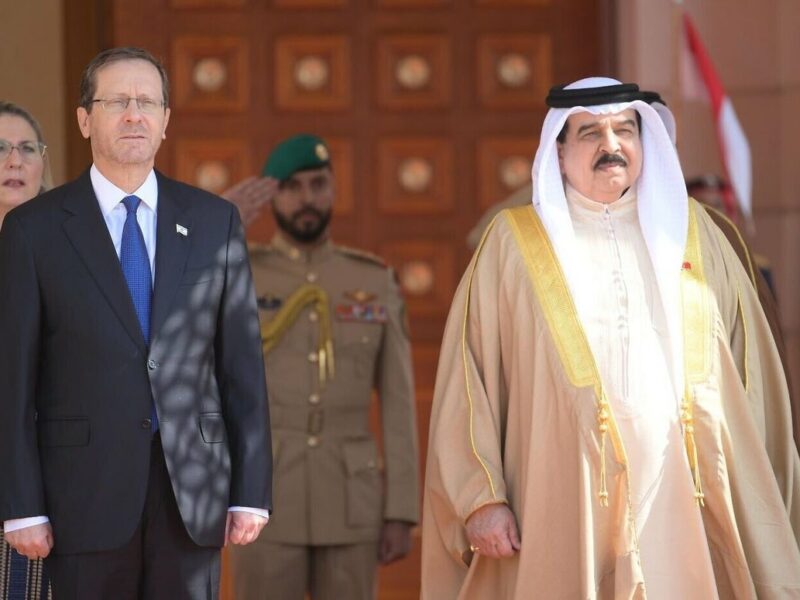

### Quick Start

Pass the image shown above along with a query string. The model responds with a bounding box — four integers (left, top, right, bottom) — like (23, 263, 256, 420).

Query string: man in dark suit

(0, 47, 272, 599)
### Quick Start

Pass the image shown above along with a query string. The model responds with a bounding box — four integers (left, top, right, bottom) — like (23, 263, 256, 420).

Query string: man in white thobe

(421, 78, 800, 599)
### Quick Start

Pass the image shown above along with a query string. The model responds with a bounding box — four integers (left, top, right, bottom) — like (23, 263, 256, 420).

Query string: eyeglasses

(0, 139, 47, 162)
(89, 97, 165, 115)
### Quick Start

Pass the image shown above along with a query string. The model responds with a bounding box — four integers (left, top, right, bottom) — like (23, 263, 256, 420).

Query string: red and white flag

(681, 11, 752, 219)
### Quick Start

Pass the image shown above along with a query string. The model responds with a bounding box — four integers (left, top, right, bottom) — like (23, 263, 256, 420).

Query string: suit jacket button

(141, 418, 152, 429)
(147, 359, 157, 370)
(307, 436, 319, 448)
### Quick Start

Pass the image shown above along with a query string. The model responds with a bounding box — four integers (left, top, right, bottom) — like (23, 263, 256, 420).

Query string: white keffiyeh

(531, 76, 688, 403)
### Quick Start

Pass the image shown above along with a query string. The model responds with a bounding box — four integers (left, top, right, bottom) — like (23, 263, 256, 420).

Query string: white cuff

(228, 506, 270, 522)
(3, 516, 50, 533)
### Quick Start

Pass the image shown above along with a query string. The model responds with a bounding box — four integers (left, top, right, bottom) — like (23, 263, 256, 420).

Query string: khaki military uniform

(230, 234, 419, 600)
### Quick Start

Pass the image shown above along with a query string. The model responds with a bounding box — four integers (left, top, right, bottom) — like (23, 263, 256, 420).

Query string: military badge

(315, 143, 330, 161)
(336, 304, 387, 323)
(257, 295, 283, 310)
(344, 289, 376, 304)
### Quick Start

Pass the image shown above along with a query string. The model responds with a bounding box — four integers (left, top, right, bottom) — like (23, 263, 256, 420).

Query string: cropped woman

(0, 100, 52, 600)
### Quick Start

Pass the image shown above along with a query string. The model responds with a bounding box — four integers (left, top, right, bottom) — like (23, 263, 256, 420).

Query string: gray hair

(79, 47, 169, 112)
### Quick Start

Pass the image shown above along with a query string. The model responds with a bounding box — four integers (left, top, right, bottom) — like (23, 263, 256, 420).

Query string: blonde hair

(0, 100, 53, 193)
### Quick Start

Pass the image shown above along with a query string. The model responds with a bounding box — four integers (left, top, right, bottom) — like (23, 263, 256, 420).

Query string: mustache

(594, 154, 627, 169)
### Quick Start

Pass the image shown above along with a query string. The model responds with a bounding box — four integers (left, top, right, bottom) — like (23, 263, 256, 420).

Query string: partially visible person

(423, 77, 800, 599)
(686, 173, 738, 217)
(0, 101, 51, 226)
(466, 184, 531, 250)
(226, 134, 420, 600)
(0, 48, 271, 600)
(0, 100, 52, 600)
(686, 174, 776, 291)
(468, 174, 798, 452)
(464, 93, 679, 251)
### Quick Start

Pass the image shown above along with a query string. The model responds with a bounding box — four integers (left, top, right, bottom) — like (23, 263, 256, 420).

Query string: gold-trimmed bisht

(260, 283, 335, 387)
(465, 200, 711, 509)
(460, 213, 503, 500)
(503, 206, 627, 508)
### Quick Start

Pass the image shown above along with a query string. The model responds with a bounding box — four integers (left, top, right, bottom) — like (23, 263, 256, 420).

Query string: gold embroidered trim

(465, 202, 713, 511)
(504, 206, 628, 506)
(261, 284, 335, 387)
(460, 215, 502, 499)
(681, 200, 711, 506)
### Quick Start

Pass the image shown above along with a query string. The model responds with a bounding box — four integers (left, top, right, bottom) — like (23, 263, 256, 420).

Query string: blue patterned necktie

(120, 195, 158, 432)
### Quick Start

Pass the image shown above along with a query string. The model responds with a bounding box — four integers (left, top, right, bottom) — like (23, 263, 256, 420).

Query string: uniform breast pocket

(341, 439, 382, 528)
(337, 322, 383, 379)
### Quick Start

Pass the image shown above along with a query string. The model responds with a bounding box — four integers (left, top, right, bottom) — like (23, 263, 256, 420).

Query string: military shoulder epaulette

(336, 245, 387, 268)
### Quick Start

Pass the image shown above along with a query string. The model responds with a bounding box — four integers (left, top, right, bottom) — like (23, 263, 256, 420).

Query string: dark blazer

(0, 170, 272, 554)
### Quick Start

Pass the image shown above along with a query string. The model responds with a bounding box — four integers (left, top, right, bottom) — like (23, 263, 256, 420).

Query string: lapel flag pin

(176, 224, 188, 236)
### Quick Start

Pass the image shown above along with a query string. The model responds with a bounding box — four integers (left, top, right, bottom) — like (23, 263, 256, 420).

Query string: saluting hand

(224, 512, 268, 546)
(5, 523, 54, 560)
(220, 176, 279, 228)
(465, 503, 521, 559)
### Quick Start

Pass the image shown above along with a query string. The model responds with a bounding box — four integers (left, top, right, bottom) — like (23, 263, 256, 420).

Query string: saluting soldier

(226, 134, 420, 600)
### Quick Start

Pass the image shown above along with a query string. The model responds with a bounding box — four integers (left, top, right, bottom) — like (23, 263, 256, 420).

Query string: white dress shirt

(93, 164, 159, 280)
(4, 166, 268, 534)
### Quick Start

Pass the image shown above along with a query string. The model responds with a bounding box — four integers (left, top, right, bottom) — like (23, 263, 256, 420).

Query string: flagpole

(671, 0, 684, 144)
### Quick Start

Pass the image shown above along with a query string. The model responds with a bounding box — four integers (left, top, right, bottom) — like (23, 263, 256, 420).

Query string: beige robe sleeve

(424, 222, 510, 559)
(703, 204, 798, 451)
(703, 210, 800, 548)
(377, 268, 420, 523)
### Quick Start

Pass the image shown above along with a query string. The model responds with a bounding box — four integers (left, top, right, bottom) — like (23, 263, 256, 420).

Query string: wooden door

(105, 1, 610, 597)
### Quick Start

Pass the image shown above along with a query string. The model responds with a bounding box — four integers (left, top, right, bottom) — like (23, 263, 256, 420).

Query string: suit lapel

(61, 171, 147, 351)
(150, 173, 192, 342)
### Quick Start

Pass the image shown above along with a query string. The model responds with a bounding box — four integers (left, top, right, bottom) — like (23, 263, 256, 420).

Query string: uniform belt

(270, 405, 370, 436)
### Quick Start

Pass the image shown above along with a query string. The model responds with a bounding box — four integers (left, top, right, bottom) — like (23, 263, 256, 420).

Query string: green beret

(261, 134, 331, 180)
